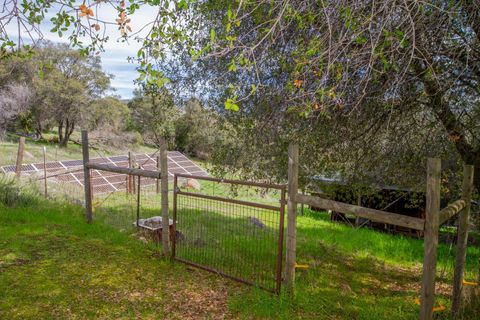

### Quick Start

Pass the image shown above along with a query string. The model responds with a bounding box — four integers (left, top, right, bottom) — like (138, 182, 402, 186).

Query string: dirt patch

(163, 283, 232, 319)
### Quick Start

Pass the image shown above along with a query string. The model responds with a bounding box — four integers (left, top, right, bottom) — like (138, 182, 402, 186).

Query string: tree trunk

(35, 122, 43, 140)
(417, 61, 480, 192)
(58, 120, 64, 145)
(59, 118, 75, 147)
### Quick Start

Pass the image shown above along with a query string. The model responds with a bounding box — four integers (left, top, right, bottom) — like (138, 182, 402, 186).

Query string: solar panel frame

(1, 151, 208, 195)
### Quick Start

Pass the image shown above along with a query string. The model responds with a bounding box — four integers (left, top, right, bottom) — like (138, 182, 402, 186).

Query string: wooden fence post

(420, 158, 441, 320)
(81, 130, 93, 224)
(128, 152, 135, 194)
(156, 154, 160, 194)
(285, 143, 299, 292)
(43, 146, 47, 198)
(15, 137, 25, 178)
(136, 176, 141, 227)
(160, 138, 170, 256)
(451, 164, 474, 316)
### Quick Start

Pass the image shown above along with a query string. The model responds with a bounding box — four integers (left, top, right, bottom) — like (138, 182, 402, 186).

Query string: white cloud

(3, 1, 160, 99)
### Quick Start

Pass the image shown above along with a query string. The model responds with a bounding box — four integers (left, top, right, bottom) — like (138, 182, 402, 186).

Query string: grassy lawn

(0, 199, 238, 319)
(2, 176, 479, 319)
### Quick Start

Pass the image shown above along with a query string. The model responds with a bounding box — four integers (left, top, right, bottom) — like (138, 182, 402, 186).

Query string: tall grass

(0, 176, 39, 208)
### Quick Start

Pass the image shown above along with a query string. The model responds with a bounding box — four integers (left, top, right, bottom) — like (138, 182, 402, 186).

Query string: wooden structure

(286, 144, 474, 319)
(81, 130, 170, 255)
(309, 180, 427, 235)
(15, 137, 25, 178)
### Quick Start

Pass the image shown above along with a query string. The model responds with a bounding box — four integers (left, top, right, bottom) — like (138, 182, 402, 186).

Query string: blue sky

(4, 2, 159, 99)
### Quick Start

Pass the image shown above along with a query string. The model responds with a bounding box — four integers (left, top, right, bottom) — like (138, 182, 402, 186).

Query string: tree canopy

(0, 42, 116, 146)
(1, 1, 479, 191)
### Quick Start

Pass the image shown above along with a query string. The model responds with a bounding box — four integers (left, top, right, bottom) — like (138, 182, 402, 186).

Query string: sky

(4, 2, 159, 99)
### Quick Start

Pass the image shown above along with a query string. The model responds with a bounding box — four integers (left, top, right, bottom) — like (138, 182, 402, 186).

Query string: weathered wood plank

(81, 131, 93, 224)
(128, 151, 133, 194)
(452, 164, 474, 316)
(160, 139, 170, 256)
(295, 193, 425, 231)
(87, 163, 162, 179)
(438, 199, 466, 225)
(43, 146, 47, 198)
(285, 143, 299, 292)
(156, 154, 160, 194)
(420, 158, 441, 320)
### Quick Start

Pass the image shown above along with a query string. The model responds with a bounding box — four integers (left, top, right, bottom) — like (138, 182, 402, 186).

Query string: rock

(181, 178, 201, 190)
(249, 216, 266, 229)
(175, 230, 185, 241)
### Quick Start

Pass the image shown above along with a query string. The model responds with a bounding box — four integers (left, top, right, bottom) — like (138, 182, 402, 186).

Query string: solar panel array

(1, 151, 208, 195)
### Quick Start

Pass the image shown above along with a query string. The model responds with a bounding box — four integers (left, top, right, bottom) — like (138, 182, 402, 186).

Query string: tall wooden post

(136, 176, 141, 227)
(81, 130, 93, 224)
(451, 164, 474, 316)
(156, 154, 160, 194)
(285, 143, 299, 292)
(420, 158, 441, 320)
(43, 146, 48, 198)
(128, 152, 135, 194)
(160, 138, 170, 256)
(15, 137, 25, 178)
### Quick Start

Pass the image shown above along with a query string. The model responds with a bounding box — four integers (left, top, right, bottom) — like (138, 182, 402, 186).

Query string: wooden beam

(127, 151, 133, 194)
(438, 199, 466, 225)
(420, 158, 441, 320)
(136, 176, 141, 227)
(156, 154, 160, 194)
(87, 163, 162, 179)
(159, 139, 170, 256)
(285, 143, 299, 292)
(452, 164, 474, 316)
(15, 137, 25, 178)
(295, 193, 425, 231)
(43, 146, 47, 198)
(81, 131, 93, 224)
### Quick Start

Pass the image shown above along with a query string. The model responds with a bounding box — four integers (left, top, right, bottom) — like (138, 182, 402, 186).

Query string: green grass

(1, 176, 479, 318)
(0, 199, 237, 319)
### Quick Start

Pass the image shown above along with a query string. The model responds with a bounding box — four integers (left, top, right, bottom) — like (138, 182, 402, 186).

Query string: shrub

(0, 176, 38, 207)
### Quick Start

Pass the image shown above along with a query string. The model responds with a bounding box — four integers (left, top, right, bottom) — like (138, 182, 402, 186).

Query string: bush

(0, 176, 38, 207)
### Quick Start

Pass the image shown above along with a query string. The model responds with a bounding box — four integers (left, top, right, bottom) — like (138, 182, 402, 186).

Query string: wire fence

(172, 174, 286, 293)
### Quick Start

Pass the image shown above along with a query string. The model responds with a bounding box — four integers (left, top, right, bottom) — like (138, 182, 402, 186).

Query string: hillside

(1, 181, 478, 319)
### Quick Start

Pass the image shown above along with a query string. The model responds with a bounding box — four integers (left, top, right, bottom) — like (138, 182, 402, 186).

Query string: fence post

(129, 152, 136, 194)
(285, 143, 299, 292)
(172, 174, 178, 259)
(136, 176, 141, 227)
(81, 130, 93, 224)
(43, 146, 48, 198)
(160, 138, 170, 256)
(15, 137, 25, 178)
(156, 154, 160, 194)
(420, 158, 441, 320)
(451, 164, 474, 316)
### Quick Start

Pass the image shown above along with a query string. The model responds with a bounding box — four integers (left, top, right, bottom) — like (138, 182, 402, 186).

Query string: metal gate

(172, 173, 286, 293)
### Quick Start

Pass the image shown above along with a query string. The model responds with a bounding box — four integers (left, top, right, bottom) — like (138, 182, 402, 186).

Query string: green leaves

(210, 28, 215, 44)
(224, 98, 239, 112)
(178, 0, 189, 10)
(228, 60, 237, 72)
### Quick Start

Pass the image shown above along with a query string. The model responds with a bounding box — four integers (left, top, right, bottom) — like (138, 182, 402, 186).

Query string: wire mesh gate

(172, 173, 287, 293)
